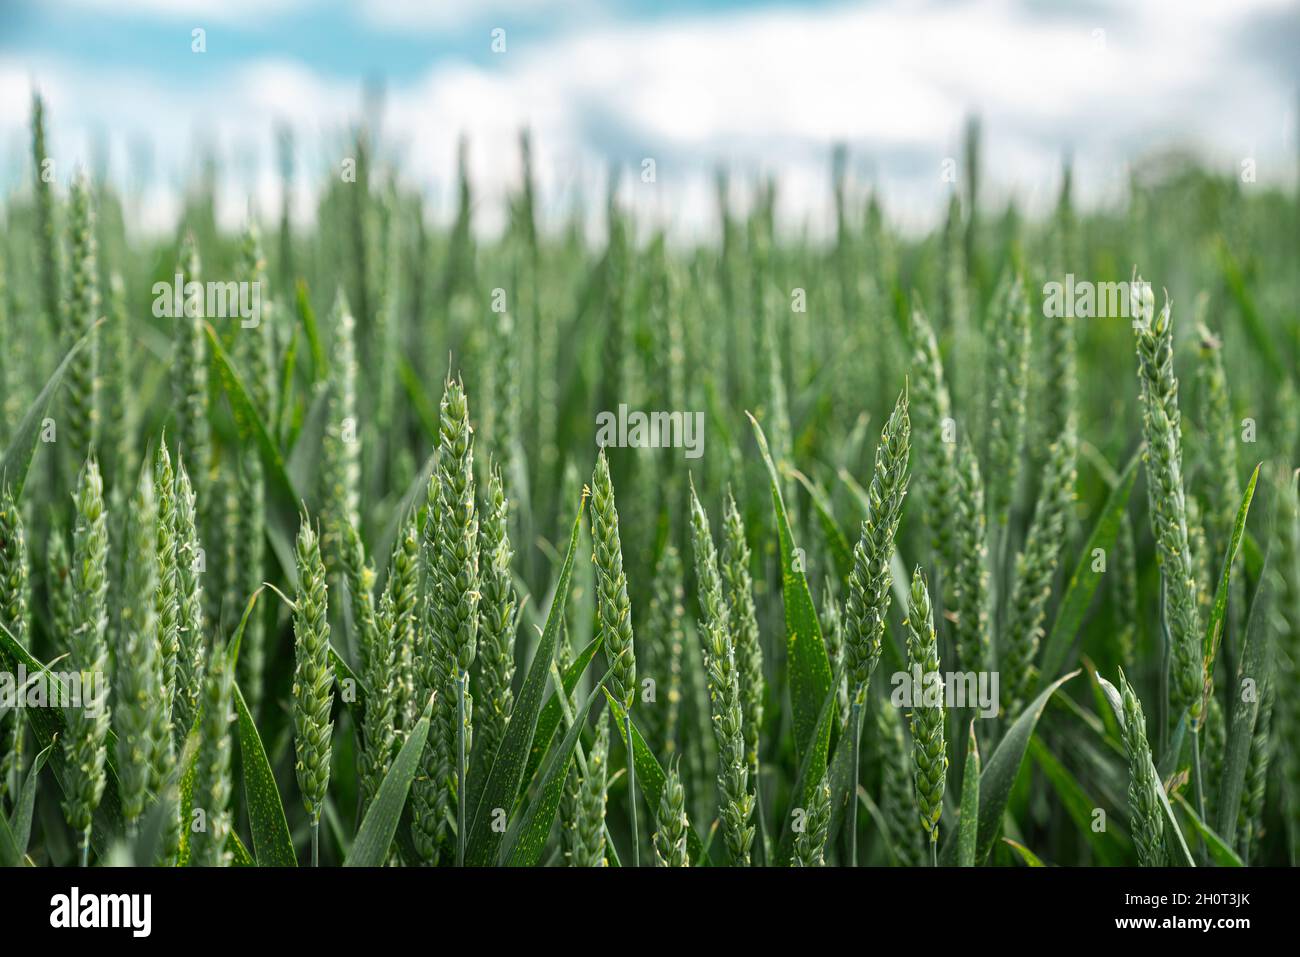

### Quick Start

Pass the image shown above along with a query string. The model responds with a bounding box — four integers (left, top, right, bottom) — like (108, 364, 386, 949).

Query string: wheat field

(0, 95, 1297, 869)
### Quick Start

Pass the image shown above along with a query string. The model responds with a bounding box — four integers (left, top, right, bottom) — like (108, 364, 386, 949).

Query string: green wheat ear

(412, 467, 449, 865)
(572, 708, 612, 867)
(874, 696, 923, 866)
(102, 271, 131, 486)
(171, 457, 206, 746)
(432, 373, 479, 866)
(843, 386, 910, 696)
(688, 479, 753, 866)
(653, 758, 690, 867)
(321, 287, 360, 575)
(235, 454, 267, 716)
(985, 270, 1030, 527)
(190, 644, 234, 868)
(477, 460, 518, 764)
(31, 92, 62, 342)
(721, 486, 763, 790)
(64, 170, 100, 467)
(46, 528, 74, 660)
(154, 440, 180, 711)
(292, 514, 334, 831)
(114, 464, 161, 828)
(905, 565, 946, 856)
(908, 303, 956, 572)
(792, 774, 832, 867)
(1002, 431, 1076, 716)
(173, 233, 209, 490)
(0, 488, 30, 807)
(1134, 298, 1201, 727)
(590, 449, 636, 711)
(1117, 670, 1163, 866)
(62, 457, 111, 861)
(237, 221, 276, 420)
(345, 519, 396, 810)
(386, 509, 421, 736)
(642, 542, 686, 755)
(950, 440, 990, 673)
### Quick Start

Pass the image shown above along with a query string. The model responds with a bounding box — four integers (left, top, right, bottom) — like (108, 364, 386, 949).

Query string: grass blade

(1174, 794, 1243, 867)
(11, 740, 55, 856)
(779, 658, 845, 865)
(957, 720, 980, 866)
(344, 694, 435, 866)
(1202, 462, 1260, 669)
(0, 322, 96, 500)
(748, 412, 830, 769)
(0, 796, 19, 865)
(1214, 536, 1274, 847)
(941, 670, 1080, 864)
(1028, 736, 1130, 864)
(233, 682, 295, 866)
(500, 673, 610, 866)
(1002, 837, 1044, 866)
(522, 633, 603, 787)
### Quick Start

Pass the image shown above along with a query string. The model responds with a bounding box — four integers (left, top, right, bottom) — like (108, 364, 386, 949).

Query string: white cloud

(5, 0, 1293, 240)
(56, 0, 313, 24)
(360, 0, 582, 31)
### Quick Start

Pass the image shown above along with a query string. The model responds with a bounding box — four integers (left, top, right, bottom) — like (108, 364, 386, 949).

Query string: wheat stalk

(321, 289, 361, 575)
(113, 465, 161, 828)
(1135, 300, 1202, 728)
(986, 271, 1030, 528)
(721, 486, 762, 791)
(46, 529, 73, 661)
(171, 458, 206, 745)
(344, 518, 397, 809)
(843, 387, 910, 694)
(412, 468, 450, 865)
(874, 697, 923, 866)
(653, 758, 690, 867)
(172, 234, 209, 490)
(292, 514, 334, 864)
(1002, 431, 1076, 715)
(791, 774, 831, 867)
(642, 543, 686, 756)
(30, 92, 62, 344)
(62, 458, 111, 864)
(433, 375, 479, 867)
(573, 708, 611, 867)
(951, 440, 990, 673)
(387, 509, 420, 736)
(0, 489, 30, 806)
(688, 479, 753, 866)
(908, 304, 956, 572)
(189, 647, 234, 868)
(842, 387, 909, 863)
(477, 460, 518, 763)
(64, 171, 100, 465)
(590, 448, 639, 864)
(905, 565, 946, 861)
(1118, 669, 1163, 866)
(235, 455, 267, 716)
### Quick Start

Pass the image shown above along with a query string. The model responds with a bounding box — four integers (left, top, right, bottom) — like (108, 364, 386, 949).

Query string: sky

(1, 0, 1296, 239)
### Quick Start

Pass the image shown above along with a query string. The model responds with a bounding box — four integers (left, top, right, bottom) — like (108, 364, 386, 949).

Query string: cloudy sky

(1, 0, 1296, 238)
